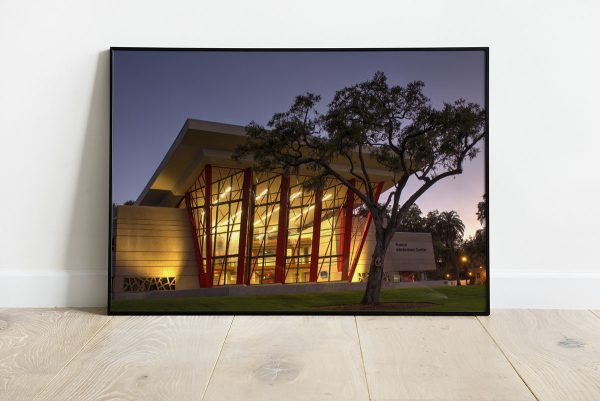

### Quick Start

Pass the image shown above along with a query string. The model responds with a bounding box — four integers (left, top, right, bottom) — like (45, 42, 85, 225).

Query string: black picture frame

(108, 47, 489, 316)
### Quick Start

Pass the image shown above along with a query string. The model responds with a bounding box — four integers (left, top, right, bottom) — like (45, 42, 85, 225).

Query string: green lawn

(111, 285, 486, 313)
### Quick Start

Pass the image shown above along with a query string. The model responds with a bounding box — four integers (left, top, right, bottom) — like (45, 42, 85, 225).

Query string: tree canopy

(234, 71, 486, 304)
(234, 72, 486, 241)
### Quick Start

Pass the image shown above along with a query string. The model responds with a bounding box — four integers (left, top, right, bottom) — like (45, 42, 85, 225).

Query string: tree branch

(357, 145, 374, 200)
(341, 150, 371, 194)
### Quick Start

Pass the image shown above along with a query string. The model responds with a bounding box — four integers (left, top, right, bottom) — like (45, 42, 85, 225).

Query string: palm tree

(436, 211, 465, 285)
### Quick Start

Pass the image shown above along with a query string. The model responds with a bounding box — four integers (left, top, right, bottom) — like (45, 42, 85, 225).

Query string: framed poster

(109, 48, 489, 315)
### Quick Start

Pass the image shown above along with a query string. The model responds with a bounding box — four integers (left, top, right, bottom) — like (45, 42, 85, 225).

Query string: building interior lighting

(254, 207, 280, 226)
(215, 210, 242, 228)
(255, 188, 268, 200)
(290, 205, 315, 222)
(220, 186, 232, 198)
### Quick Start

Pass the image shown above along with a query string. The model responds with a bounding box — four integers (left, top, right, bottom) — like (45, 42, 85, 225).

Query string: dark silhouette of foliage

(477, 194, 487, 226)
(234, 72, 486, 304)
(462, 195, 487, 277)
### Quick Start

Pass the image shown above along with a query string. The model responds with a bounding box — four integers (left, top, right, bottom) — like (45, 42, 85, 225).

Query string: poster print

(109, 48, 488, 315)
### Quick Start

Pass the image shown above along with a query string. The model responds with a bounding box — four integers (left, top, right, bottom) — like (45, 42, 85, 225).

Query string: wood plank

(0, 308, 111, 400)
(203, 316, 369, 401)
(33, 315, 233, 401)
(357, 316, 536, 401)
(479, 310, 600, 401)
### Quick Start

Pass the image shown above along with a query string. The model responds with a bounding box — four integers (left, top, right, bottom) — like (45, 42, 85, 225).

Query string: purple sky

(112, 50, 486, 238)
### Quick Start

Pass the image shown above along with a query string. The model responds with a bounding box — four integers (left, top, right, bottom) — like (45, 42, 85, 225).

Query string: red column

(337, 210, 345, 273)
(236, 168, 252, 284)
(184, 192, 204, 287)
(348, 181, 384, 282)
(309, 188, 323, 282)
(204, 165, 213, 288)
(340, 181, 355, 281)
(274, 174, 290, 284)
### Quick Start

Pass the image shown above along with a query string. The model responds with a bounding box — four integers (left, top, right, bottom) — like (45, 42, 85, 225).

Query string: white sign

(383, 232, 436, 272)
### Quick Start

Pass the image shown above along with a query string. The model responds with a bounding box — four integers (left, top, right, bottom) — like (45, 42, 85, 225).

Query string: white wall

(1, 0, 598, 308)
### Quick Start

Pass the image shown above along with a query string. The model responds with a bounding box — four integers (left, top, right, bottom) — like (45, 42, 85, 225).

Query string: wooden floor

(1, 310, 599, 400)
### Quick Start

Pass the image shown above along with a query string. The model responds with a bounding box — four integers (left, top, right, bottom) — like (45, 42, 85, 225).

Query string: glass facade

(185, 164, 381, 287)
(316, 179, 345, 282)
(285, 176, 316, 284)
(249, 173, 281, 284)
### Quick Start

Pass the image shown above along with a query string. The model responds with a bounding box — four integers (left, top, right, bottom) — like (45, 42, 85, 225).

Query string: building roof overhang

(136, 119, 399, 207)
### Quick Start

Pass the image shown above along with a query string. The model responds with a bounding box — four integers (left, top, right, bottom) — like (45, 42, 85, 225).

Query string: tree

(463, 195, 487, 277)
(431, 211, 465, 284)
(477, 194, 487, 227)
(233, 72, 486, 304)
(396, 204, 426, 232)
(124, 200, 135, 206)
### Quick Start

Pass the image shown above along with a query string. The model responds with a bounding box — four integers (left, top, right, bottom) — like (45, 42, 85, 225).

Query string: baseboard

(491, 270, 600, 309)
(0, 270, 107, 308)
(1, 269, 599, 309)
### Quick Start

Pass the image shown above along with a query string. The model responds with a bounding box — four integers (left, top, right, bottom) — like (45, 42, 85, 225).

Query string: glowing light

(255, 188, 268, 200)
(461, 256, 468, 262)
(218, 210, 242, 227)
(290, 205, 315, 222)
(254, 206, 280, 226)
(445, 273, 450, 278)
(161, 268, 178, 277)
(220, 186, 232, 198)
(256, 226, 278, 240)
(468, 272, 473, 276)
(290, 191, 302, 200)
(322, 193, 332, 201)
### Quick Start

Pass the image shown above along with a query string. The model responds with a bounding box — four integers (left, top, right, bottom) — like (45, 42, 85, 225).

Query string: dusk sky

(112, 50, 486, 238)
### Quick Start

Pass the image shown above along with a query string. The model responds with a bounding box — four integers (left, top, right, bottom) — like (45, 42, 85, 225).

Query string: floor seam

(476, 316, 541, 401)
(354, 316, 373, 401)
(200, 315, 235, 401)
(589, 309, 600, 320)
(31, 312, 113, 400)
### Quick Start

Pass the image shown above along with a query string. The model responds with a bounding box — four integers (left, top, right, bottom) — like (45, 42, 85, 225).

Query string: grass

(111, 285, 487, 313)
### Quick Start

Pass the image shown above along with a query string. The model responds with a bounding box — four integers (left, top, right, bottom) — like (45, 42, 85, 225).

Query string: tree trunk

(360, 240, 388, 305)
(451, 246, 460, 286)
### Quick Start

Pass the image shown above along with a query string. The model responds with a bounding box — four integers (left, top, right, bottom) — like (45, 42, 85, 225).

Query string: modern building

(112, 119, 436, 295)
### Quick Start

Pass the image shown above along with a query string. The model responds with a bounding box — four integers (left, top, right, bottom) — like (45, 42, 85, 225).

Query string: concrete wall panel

(113, 205, 200, 294)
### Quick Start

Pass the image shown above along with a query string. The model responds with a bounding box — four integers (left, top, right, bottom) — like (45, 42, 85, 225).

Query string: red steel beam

(309, 188, 323, 282)
(340, 180, 356, 281)
(184, 191, 205, 287)
(204, 164, 213, 288)
(348, 181, 384, 282)
(274, 174, 290, 284)
(236, 168, 252, 285)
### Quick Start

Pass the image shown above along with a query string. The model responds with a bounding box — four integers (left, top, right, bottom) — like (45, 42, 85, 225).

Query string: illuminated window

(316, 179, 346, 282)
(285, 177, 315, 284)
(248, 173, 281, 284)
(185, 164, 381, 287)
(210, 168, 244, 286)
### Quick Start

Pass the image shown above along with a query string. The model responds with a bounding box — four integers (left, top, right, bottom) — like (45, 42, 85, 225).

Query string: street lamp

(460, 256, 468, 285)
